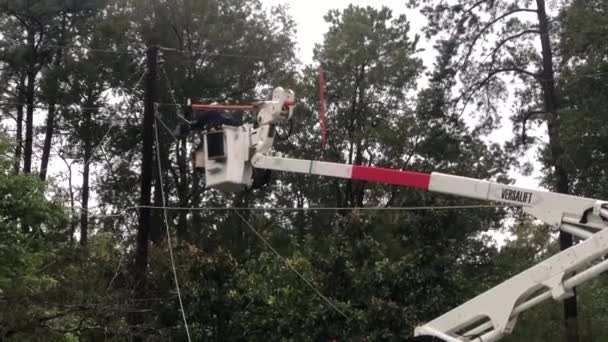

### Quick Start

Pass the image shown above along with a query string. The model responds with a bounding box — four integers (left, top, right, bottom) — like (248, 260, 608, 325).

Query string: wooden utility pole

(132, 45, 158, 337)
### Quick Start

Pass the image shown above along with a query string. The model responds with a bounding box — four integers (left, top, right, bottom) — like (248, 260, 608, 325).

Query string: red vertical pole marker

(318, 65, 327, 146)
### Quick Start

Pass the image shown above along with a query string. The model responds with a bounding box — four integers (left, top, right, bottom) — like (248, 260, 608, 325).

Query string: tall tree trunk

(39, 71, 60, 180)
(67, 164, 76, 244)
(343, 63, 366, 208)
(80, 108, 93, 245)
(536, 1, 579, 341)
(23, 29, 37, 175)
(39, 102, 57, 181)
(23, 69, 35, 174)
(13, 75, 25, 175)
(40, 15, 67, 181)
(354, 143, 365, 207)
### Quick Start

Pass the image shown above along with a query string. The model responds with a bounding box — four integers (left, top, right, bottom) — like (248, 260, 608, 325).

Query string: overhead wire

(134, 204, 517, 211)
(159, 64, 192, 125)
(2, 42, 275, 60)
(0, 41, 605, 82)
(154, 112, 178, 140)
(0, 42, 138, 55)
(131, 64, 148, 94)
(0, 101, 193, 112)
(158, 45, 269, 60)
(0, 102, 116, 112)
(48, 44, 136, 55)
(154, 112, 192, 342)
(82, 124, 114, 167)
(233, 209, 350, 321)
(74, 204, 519, 221)
(1, 70, 606, 119)
(0, 59, 148, 116)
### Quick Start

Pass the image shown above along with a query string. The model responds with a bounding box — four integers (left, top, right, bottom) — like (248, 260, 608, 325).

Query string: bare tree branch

(464, 0, 491, 15)
(457, 67, 541, 117)
(459, 8, 539, 71)
(487, 29, 541, 66)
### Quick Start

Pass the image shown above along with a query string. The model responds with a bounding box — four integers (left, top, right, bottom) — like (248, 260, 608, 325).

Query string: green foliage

(0, 135, 131, 341)
(0, 136, 63, 339)
(1, 0, 608, 341)
(557, 0, 608, 199)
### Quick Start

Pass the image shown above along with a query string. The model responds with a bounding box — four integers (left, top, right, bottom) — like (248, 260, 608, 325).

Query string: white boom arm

(252, 154, 608, 342)
(191, 87, 608, 341)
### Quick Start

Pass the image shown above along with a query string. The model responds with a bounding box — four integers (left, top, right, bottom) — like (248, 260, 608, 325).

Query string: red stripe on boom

(351, 165, 431, 190)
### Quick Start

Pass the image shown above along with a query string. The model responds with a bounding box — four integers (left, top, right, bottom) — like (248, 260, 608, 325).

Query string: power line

(158, 45, 270, 60)
(155, 114, 178, 140)
(133, 204, 516, 211)
(0, 101, 147, 111)
(82, 124, 114, 167)
(0, 101, 215, 110)
(233, 209, 350, 321)
(153, 111, 192, 342)
(1, 42, 277, 60)
(160, 65, 192, 125)
(131, 63, 148, 93)
(0, 100, 231, 112)
(77, 204, 518, 220)
(0, 102, 117, 111)
(34, 43, 138, 55)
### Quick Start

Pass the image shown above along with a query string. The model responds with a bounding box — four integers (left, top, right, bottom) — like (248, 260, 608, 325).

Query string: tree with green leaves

(4, 0, 608, 340)
(263, 5, 513, 339)
(0, 135, 113, 341)
(557, 0, 608, 200)
(409, 0, 583, 339)
(300, 5, 423, 208)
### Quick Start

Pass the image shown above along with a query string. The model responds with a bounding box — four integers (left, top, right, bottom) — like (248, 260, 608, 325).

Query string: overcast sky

(261, 0, 426, 65)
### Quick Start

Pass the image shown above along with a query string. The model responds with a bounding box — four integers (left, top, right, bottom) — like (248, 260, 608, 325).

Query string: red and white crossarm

(251, 153, 608, 342)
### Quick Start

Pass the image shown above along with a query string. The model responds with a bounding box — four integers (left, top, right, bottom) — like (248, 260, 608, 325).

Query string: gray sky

(262, 0, 424, 65)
